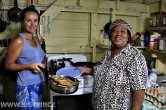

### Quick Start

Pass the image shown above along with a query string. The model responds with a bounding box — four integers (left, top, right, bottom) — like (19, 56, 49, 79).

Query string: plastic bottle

(140, 34, 145, 47)
(159, 36, 164, 50)
(149, 35, 154, 50)
(104, 33, 110, 46)
(144, 31, 150, 47)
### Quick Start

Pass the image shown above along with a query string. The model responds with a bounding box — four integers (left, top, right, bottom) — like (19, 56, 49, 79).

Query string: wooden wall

(0, 0, 161, 62)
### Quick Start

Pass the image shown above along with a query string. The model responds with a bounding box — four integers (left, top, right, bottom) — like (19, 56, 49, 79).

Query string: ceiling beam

(40, 0, 72, 27)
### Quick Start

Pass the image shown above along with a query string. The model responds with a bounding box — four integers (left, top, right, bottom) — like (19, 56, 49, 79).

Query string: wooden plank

(114, 10, 140, 17)
(91, 13, 98, 62)
(114, 15, 138, 35)
(97, 14, 111, 31)
(41, 12, 90, 38)
(55, 12, 89, 21)
(46, 46, 92, 53)
(40, 0, 73, 26)
(48, 29, 88, 38)
(44, 37, 90, 46)
(43, 12, 90, 38)
(96, 1, 116, 10)
(52, 20, 89, 29)
(149, 2, 160, 13)
(79, 0, 98, 8)
(118, 2, 148, 13)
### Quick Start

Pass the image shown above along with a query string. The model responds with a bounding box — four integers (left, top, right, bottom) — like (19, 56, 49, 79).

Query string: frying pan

(38, 65, 80, 94)
(104, 8, 113, 35)
(0, 0, 7, 32)
(58, 58, 95, 69)
(0, 18, 6, 33)
(8, 0, 22, 22)
(50, 75, 79, 94)
(29, 0, 35, 8)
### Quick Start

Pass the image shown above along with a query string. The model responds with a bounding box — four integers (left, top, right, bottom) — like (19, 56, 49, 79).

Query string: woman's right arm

(78, 66, 93, 75)
(5, 36, 42, 73)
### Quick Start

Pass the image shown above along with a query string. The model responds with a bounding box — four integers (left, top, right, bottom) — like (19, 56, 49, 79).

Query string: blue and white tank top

(16, 33, 45, 86)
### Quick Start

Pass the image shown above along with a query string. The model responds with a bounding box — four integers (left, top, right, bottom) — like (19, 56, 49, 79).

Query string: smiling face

(110, 24, 129, 49)
(22, 11, 39, 34)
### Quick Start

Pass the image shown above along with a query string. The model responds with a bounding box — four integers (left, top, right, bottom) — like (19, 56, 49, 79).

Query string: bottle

(144, 31, 150, 47)
(140, 34, 145, 47)
(104, 33, 110, 46)
(164, 35, 166, 50)
(159, 36, 164, 50)
(149, 35, 154, 50)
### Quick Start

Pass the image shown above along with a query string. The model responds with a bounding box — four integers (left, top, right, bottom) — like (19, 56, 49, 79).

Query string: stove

(47, 54, 93, 110)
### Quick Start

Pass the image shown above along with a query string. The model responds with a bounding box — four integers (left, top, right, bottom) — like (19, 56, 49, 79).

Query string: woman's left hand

(78, 66, 92, 74)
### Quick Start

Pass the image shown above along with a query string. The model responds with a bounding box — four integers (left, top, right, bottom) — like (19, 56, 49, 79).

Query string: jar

(159, 36, 165, 50)
(140, 34, 145, 47)
(147, 17, 153, 27)
(152, 15, 157, 26)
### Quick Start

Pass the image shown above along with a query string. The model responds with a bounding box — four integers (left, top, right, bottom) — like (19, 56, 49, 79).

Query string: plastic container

(77, 75, 93, 88)
(140, 34, 145, 47)
(159, 36, 164, 50)
(103, 34, 110, 46)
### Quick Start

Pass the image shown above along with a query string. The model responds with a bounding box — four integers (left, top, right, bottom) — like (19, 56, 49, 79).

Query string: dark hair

(109, 29, 132, 43)
(20, 5, 40, 22)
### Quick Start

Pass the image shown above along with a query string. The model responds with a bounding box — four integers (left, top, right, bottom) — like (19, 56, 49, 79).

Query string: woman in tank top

(5, 5, 46, 110)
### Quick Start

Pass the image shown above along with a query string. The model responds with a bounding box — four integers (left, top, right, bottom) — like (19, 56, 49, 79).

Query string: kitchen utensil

(47, 16, 51, 33)
(59, 58, 95, 68)
(38, 65, 47, 73)
(49, 75, 79, 94)
(8, 0, 22, 22)
(73, 62, 95, 68)
(0, 0, 7, 32)
(104, 8, 113, 35)
(77, 75, 94, 88)
(56, 66, 82, 78)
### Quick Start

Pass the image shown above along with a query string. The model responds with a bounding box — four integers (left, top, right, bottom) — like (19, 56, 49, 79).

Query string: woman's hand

(29, 62, 43, 73)
(78, 66, 92, 74)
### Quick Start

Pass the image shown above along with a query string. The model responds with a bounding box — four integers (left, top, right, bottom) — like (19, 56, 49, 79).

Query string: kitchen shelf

(148, 27, 166, 31)
(96, 44, 145, 49)
(145, 48, 166, 54)
(136, 46, 146, 49)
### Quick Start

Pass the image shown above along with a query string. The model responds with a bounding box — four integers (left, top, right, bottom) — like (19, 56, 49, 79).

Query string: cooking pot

(8, 0, 22, 22)
(0, 19, 6, 33)
(49, 75, 79, 94)
(77, 75, 93, 88)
